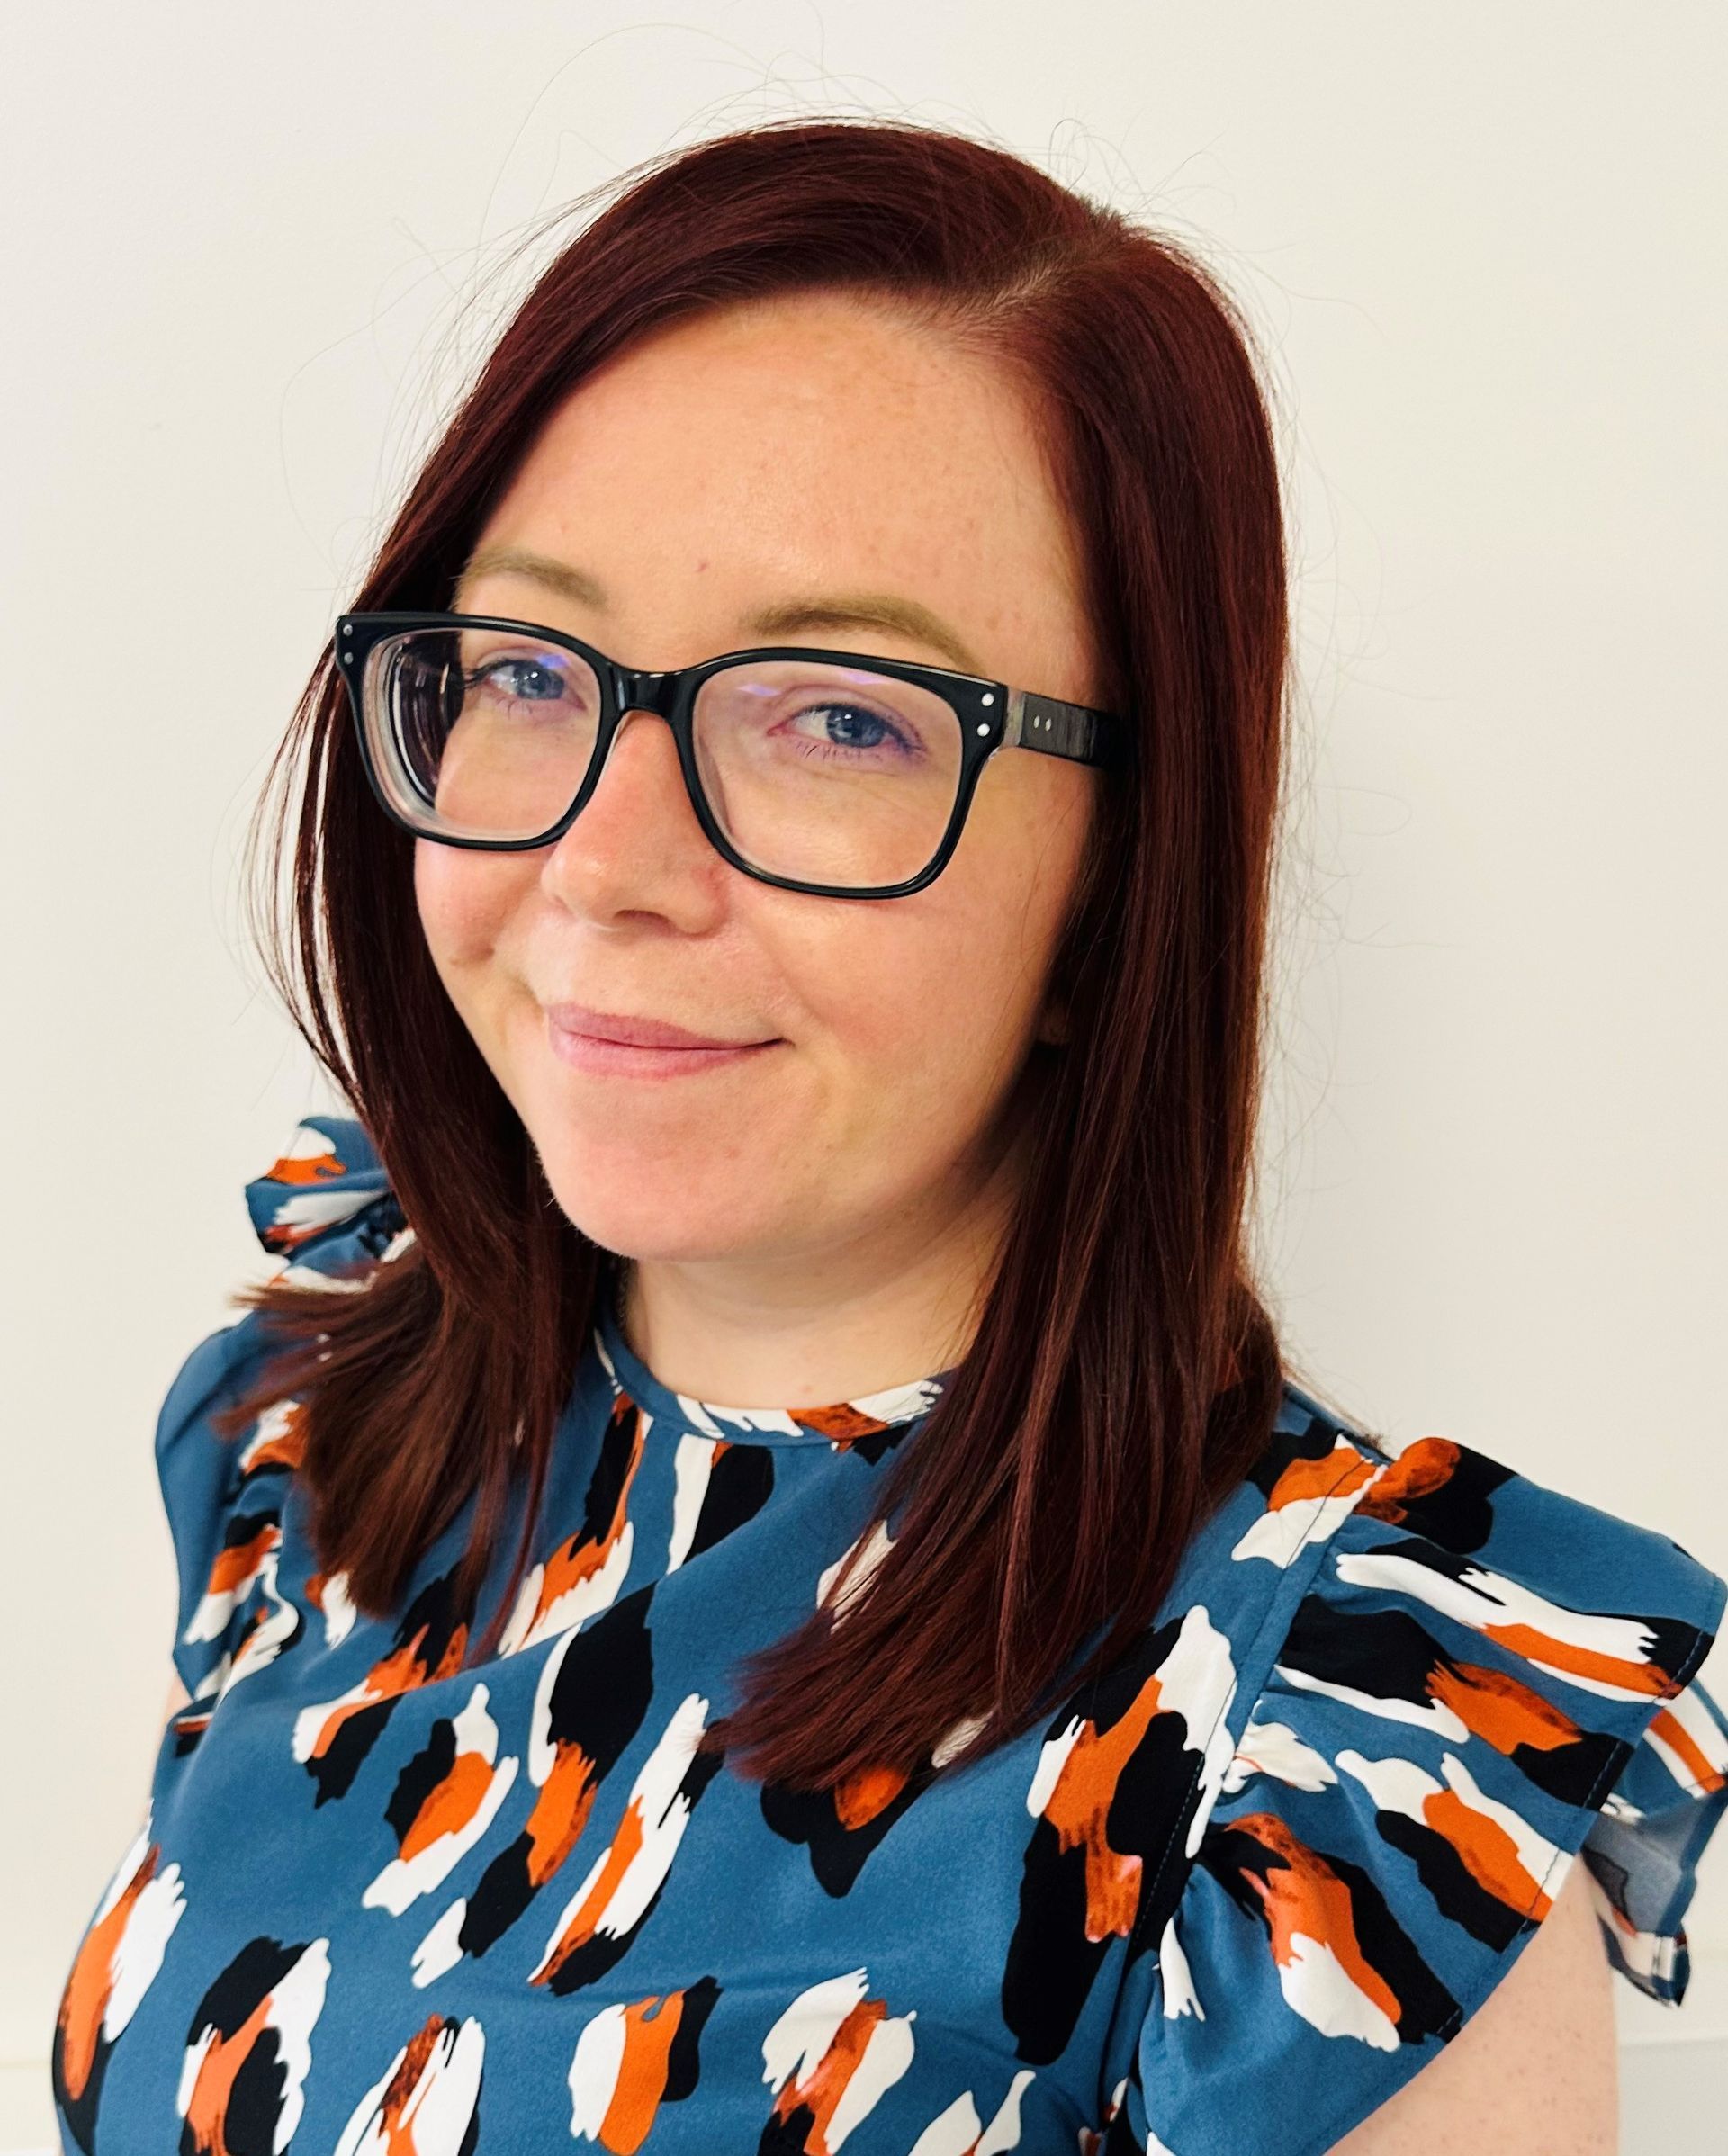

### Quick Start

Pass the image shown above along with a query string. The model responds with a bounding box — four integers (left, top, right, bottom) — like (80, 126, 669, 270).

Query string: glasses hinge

(1012, 691, 1095, 759)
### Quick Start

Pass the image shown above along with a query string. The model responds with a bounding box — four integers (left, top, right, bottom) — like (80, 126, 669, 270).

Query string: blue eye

(471, 658, 568, 703)
(780, 699, 921, 763)
(809, 705, 897, 750)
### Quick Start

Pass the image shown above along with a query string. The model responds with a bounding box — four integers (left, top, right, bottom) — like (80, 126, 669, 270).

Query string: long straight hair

(219, 114, 1310, 1791)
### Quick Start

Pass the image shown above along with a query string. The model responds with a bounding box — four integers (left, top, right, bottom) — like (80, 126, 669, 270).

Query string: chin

(531, 1144, 779, 1263)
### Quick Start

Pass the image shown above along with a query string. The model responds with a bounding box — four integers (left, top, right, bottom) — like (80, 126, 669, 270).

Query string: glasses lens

(368, 625, 602, 842)
(364, 632, 967, 887)
(692, 659, 963, 886)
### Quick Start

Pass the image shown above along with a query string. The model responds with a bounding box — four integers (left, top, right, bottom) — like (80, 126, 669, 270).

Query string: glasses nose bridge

(608, 662, 687, 724)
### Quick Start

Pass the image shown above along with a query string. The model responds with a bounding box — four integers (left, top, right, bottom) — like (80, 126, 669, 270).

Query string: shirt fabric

(52, 1111, 1728, 2155)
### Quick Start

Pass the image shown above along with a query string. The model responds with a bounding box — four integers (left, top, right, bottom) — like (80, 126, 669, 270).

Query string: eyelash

(465, 661, 922, 763)
(778, 701, 917, 760)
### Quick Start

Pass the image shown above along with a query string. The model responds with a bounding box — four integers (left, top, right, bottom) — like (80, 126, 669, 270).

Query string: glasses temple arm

(1003, 688, 1124, 768)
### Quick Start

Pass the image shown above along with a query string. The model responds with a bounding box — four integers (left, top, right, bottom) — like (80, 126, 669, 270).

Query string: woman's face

(417, 289, 1102, 1274)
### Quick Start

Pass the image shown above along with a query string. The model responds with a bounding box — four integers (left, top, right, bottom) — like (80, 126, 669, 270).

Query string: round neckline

(591, 1279, 957, 1449)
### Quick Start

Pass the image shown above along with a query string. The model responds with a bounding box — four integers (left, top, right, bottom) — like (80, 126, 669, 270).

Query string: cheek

(787, 869, 1035, 1116)
(788, 765, 1085, 1088)
(910, 782, 1084, 1022)
(414, 840, 511, 974)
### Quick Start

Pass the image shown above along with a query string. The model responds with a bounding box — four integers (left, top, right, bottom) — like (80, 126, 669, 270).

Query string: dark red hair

(220, 113, 1337, 1790)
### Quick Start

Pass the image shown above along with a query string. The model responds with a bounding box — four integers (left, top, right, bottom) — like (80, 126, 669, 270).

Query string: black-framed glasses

(333, 609, 1131, 899)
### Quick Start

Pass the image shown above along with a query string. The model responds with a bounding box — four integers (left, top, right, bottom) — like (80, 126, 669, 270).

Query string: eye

(470, 656, 571, 704)
(785, 700, 913, 756)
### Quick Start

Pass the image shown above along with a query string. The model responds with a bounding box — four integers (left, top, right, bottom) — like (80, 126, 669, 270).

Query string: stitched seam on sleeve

(1562, 1592, 1720, 1863)
(1634, 1669, 1721, 1800)
(1120, 1441, 1382, 1973)
(1427, 1574, 1725, 2043)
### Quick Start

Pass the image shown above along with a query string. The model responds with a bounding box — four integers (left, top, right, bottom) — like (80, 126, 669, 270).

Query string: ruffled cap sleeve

(242, 1111, 401, 1268)
(158, 1114, 403, 1702)
(1102, 1415, 1728, 2155)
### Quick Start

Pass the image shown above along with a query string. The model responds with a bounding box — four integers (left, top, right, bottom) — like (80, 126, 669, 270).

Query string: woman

(52, 116, 1725, 2154)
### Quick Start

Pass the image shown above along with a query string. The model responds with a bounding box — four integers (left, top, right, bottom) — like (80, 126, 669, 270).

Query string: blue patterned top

(52, 1114, 1728, 2154)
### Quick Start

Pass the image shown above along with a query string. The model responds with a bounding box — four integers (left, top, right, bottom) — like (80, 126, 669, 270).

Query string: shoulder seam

(1122, 1435, 1382, 1975)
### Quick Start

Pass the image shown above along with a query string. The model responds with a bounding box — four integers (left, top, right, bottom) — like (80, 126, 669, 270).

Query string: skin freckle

(417, 288, 1100, 1407)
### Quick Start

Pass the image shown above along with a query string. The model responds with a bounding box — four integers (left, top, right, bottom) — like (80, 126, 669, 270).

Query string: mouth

(544, 1003, 782, 1081)
(544, 1001, 776, 1051)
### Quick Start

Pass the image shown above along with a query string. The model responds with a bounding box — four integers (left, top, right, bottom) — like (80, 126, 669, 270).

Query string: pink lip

(544, 1002, 781, 1080)
(545, 1002, 773, 1050)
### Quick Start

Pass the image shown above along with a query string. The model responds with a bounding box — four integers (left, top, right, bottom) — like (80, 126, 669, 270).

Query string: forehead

(464, 292, 1092, 678)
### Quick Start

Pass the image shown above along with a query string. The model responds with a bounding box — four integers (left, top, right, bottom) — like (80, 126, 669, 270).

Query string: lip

(544, 1001, 782, 1081)
(544, 1001, 774, 1050)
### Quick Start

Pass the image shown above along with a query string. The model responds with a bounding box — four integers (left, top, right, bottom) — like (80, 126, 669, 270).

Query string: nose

(540, 697, 723, 924)
(578, 699, 700, 828)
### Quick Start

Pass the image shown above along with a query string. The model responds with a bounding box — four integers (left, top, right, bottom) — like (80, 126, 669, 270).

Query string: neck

(612, 1119, 1032, 1410)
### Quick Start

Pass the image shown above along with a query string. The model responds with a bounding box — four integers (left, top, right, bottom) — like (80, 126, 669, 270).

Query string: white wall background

(4, 4, 1724, 2148)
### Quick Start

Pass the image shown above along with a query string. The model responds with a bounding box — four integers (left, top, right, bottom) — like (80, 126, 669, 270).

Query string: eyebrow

(451, 543, 988, 677)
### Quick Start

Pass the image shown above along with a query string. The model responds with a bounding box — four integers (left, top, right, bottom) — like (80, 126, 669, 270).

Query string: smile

(546, 1016, 782, 1080)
